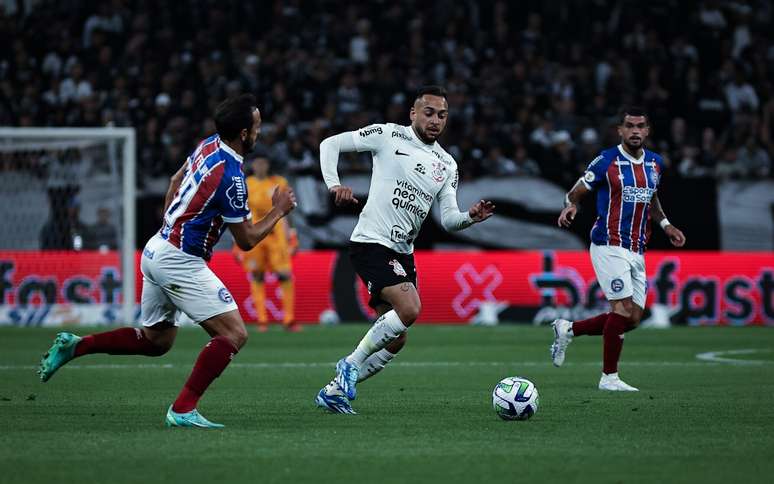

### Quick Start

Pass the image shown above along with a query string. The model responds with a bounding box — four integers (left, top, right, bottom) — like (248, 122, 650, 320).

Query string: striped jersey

(160, 134, 251, 260)
(581, 144, 665, 254)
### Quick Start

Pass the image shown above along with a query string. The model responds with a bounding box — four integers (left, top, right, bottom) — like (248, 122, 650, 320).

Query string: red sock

(572, 313, 608, 336)
(74, 327, 166, 357)
(603, 313, 630, 374)
(172, 336, 238, 413)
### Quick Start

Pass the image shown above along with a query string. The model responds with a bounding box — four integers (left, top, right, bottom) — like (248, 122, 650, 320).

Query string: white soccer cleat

(598, 373, 639, 392)
(550, 319, 573, 367)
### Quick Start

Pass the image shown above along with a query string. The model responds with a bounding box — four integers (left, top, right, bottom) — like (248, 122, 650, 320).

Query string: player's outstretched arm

(558, 178, 590, 228)
(229, 187, 297, 251)
(438, 170, 494, 231)
(650, 193, 686, 247)
(468, 200, 496, 223)
(320, 132, 360, 206)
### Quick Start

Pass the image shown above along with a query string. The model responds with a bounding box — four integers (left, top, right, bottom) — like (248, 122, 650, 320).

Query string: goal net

(0, 128, 136, 326)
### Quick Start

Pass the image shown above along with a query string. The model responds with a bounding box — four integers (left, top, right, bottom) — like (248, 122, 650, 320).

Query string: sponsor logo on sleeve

(451, 170, 458, 189)
(359, 126, 383, 137)
(584, 171, 595, 183)
(226, 176, 246, 210)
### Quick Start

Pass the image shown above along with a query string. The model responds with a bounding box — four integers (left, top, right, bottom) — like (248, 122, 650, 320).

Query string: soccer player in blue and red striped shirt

(551, 107, 686, 391)
(38, 94, 297, 427)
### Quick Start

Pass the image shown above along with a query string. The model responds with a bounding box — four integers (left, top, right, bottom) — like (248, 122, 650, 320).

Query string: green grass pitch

(1, 324, 773, 484)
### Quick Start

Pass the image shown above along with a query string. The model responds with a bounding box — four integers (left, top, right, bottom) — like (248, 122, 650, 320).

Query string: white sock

(357, 349, 396, 383)
(345, 310, 407, 367)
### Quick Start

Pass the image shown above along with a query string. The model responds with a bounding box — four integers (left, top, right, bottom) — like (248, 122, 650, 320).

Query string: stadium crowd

(1, 0, 773, 189)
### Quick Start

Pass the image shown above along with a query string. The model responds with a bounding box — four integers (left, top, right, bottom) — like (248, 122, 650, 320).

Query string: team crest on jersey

(218, 287, 233, 303)
(431, 161, 446, 183)
(388, 259, 407, 277)
(226, 176, 246, 210)
(611, 278, 624, 293)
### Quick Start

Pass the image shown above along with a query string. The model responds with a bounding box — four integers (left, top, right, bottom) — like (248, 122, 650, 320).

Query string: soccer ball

(492, 376, 539, 421)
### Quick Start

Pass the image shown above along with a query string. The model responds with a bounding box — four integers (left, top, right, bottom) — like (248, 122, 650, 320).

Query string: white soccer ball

(492, 376, 539, 421)
(319, 308, 340, 325)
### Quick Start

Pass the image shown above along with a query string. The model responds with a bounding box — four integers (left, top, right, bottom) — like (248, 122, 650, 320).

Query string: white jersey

(347, 123, 465, 253)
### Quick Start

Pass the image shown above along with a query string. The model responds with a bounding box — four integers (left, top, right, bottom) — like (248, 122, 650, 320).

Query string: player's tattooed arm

(651, 194, 686, 247)
(163, 164, 187, 213)
(558, 178, 590, 228)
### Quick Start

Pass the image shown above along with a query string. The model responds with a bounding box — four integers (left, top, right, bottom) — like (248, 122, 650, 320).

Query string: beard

(413, 124, 441, 144)
(624, 137, 642, 150)
(242, 136, 256, 154)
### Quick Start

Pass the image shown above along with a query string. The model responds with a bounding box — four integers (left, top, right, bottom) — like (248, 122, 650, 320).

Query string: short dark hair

(214, 94, 257, 140)
(415, 85, 448, 102)
(619, 106, 649, 125)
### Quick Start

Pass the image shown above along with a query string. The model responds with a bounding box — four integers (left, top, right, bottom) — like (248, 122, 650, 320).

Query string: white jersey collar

(219, 137, 244, 163)
(617, 144, 644, 164)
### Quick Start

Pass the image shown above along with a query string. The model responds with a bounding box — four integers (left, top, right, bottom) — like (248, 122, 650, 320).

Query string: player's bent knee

(148, 341, 172, 357)
(396, 302, 421, 325)
(141, 325, 176, 356)
(231, 327, 249, 349)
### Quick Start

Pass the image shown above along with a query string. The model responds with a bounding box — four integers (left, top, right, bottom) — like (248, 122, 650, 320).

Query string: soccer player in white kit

(315, 86, 495, 414)
(553, 107, 686, 391)
(38, 94, 297, 428)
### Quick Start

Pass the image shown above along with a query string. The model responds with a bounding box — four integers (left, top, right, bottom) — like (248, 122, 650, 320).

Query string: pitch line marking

(695, 349, 773, 365)
(0, 360, 765, 371)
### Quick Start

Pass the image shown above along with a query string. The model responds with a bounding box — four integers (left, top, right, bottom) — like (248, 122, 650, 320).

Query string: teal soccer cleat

(315, 383, 356, 415)
(38, 332, 82, 382)
(334, 358, 359, 400)
(165, 406, 225, 429)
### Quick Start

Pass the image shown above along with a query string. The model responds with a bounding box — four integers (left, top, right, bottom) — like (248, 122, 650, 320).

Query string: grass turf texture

(1, 325, 773, 484)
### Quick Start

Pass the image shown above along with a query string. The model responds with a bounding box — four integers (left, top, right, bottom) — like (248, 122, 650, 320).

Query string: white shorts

(139, 234, 238, 326)
(590, 243, 647, 308)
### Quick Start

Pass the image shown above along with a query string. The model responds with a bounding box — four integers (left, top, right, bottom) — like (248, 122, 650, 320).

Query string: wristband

(660, 219, 671, 230)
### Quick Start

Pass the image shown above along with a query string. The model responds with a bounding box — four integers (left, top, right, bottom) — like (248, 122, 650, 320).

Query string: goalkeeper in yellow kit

(233, 152, 299, 332)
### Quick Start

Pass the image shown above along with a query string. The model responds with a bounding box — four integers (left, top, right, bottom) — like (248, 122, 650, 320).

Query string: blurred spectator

(39, 196, 90, 250)
(512, 145, 541, 177)
(725, 68, 759, 113)
(86, 206, 118, 251)
(0, 0, 771, 190)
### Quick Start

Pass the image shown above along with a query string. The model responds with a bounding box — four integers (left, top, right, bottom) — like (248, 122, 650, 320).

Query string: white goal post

(0, 127, 136, 325)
